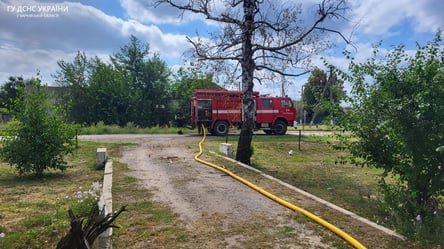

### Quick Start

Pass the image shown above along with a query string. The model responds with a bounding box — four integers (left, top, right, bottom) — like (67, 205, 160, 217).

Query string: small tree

(1, 78, 76, 178)
(333, 33, 444, 243)
(302, 68, 344, 124)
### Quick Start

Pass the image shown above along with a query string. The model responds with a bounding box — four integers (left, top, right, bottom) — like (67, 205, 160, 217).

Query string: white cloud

(0, 46, 77, 83)
(121, 0, 197, 24)
(349, 0, 443, 35)
(0, 0, 191, 83)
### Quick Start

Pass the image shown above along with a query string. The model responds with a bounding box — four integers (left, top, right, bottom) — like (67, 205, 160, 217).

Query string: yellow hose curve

(194, 127, 367, 249)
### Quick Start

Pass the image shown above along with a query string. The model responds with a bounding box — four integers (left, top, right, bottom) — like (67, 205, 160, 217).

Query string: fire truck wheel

(273, 120, 287, 135)
(214, 121, 229, 136)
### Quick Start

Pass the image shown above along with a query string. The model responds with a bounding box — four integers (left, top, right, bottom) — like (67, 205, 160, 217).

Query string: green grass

(0, 141, 128, 248)
(0, 138, 189, 249)
(124, 175, 137, 184)
(204, 134, 444, 248)
(204, 135, 387, 226)
(288, 124, 340, 131)
(78, 121, 196, 135)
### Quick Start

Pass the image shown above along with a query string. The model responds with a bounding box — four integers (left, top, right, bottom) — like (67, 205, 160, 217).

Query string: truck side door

(256, 98, 274, 124)
(197, 99, 212, 124)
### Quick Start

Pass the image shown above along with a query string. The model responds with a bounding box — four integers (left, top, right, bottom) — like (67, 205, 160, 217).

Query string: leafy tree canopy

(172, 68, 219, 118)
(302, 68, 344, 124)
(111, 35, 172, 127)
(0, 76, 29, 113)
(333, 32, 444, 242)
(1, 77, 76, 177)
(54, 36, 172, 127)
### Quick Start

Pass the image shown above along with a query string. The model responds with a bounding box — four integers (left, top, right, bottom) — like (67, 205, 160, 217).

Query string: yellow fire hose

(194, 127, 367, 249)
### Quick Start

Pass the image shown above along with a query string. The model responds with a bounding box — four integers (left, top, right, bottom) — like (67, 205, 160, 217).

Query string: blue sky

(0, 0, 443, 99)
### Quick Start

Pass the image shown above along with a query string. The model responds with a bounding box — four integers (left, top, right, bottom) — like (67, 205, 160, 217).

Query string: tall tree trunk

(235, 0, 255, 165)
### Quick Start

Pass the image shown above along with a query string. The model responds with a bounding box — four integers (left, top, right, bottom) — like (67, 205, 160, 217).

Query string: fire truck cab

(190, 90, 296, 136)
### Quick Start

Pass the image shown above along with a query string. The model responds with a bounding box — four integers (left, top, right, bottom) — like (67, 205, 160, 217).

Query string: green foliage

(380, 182, 443, 244)
(332, 32, 444, 242)
(172, 68, 218, 119)
(0, 78, 76, 177)
(111, 35, 172, 127)
(54, 51, 93, 124)
(55, 36, 173, 128)
(302, 68, 345, 124)
(0, 76, 28, 113)
(88, 58, 132, 126)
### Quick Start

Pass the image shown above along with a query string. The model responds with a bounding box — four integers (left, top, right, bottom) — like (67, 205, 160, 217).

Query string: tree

(0, 76, 28, 113)
(54, 37, 172, 127)
(1, 77, 76, 177)
(155, 0, 350, 164)
(302, 68, 344, 124)
(333, 33, 444, 242)
(88, 58, 132, 126)
(142, 54, 172, 126)
(54, 51, 94, 124)
(111, 35, 171, 127)
(172, 68, 218, 120)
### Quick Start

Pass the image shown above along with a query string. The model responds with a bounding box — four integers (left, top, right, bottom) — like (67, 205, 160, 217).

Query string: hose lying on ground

(194, 126, 367, 249)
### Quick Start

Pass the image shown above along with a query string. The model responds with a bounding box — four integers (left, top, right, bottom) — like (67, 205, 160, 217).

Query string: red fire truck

(190, 89, 296, 135)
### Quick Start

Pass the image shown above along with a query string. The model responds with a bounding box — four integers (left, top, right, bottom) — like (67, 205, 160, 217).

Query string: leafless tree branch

(255, 64, 311, 77)
(155, 0, 241, 24)
(254, 0, 349, 53)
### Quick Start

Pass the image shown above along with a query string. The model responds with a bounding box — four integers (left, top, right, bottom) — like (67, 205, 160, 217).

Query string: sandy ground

(80, 134, 334, 248)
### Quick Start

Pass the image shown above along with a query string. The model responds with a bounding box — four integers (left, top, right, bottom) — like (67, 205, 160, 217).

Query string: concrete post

(96, 148, 107, 170)
(219, 143, 234, 158)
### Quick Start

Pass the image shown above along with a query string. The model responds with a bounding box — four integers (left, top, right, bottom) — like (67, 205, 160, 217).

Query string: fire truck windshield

(281, 99, 292, 107)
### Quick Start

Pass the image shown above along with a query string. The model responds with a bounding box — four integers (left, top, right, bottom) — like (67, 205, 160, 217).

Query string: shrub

(331, 33, 444, 243)
(1, 78, 76, 177)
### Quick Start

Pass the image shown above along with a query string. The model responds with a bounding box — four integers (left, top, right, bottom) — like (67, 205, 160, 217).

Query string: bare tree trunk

(235, 0, 255, 165)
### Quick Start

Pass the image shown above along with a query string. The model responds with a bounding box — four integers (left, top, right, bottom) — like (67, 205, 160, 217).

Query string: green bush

(381, 182, 443, 245)
(0, 78, 76, 177)
(331, 33, 444, 244)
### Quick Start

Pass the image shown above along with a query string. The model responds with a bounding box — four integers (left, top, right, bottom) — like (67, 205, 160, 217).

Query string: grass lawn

(202, 133, 444, 248)
(202, 134, 401, 231)
(0, 141, 182, 249)
(0, 141, 104, 248)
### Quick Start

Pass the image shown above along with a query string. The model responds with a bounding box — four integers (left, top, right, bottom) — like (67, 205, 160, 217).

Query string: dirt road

(79, 134, 403, 248)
